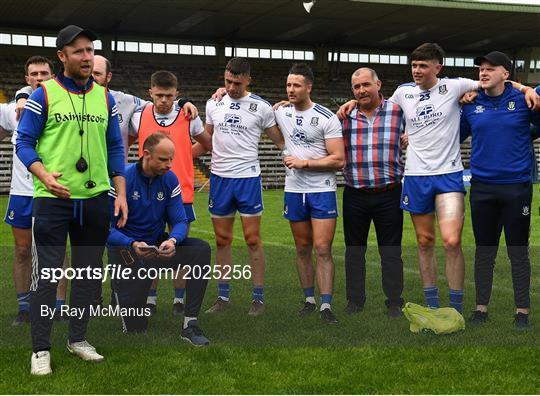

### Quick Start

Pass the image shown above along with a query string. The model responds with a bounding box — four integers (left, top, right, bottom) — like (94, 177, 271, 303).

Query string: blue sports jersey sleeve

(106, 92, 125, 177)
(459, 109, 472, 143)
(15, 87, 47, 169)
(106, 186, 135, 247)
(165, 173, 188, 243)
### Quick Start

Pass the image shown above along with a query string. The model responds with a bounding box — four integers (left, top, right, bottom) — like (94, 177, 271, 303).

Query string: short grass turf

(0, 189, 539, 394)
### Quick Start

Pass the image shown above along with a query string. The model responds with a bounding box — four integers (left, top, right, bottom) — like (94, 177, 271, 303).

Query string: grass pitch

(0, 189, 539, 394)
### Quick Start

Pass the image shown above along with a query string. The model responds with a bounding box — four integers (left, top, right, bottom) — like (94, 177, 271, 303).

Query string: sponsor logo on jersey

(53, 112, 106, 124)
(285, 112, 292, 117)
(132, 190, 140, 200)
(507, 101, 516, 111)
(217, 101, 225, 107)
(292, 129, 307, 144)
(522, 205, 530, 216)
(8, 210, 15, 220)
(157, 192, 164, 201)
(415, 105, 434, 117)
(249, 103, 258, 112)
(438, 85, 448, 95)
(474, 105, 485, 114)
(310, 117, 319, 126)
(405, 94, 414, 99)
(224, 114, 242, 124)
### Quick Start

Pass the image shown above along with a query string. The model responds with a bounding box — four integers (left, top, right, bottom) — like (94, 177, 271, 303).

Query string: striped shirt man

(341, 96, 405, 189)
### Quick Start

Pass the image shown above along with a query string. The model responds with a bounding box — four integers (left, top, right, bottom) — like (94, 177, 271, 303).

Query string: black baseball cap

(474, 51, 512, 71)
(56, 25, 97, 50)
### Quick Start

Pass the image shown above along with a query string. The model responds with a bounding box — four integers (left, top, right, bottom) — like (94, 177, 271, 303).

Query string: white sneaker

(67, 340, 104, 362)
(31, 351, 52, 375)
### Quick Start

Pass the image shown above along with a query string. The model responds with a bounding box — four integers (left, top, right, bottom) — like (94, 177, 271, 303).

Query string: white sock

(183, 316, 197, 329)
(173, 297, 184, 304)
(146, 296, 157, 305)
(320, 303, 331, 311)
(305, 296, 316, 305)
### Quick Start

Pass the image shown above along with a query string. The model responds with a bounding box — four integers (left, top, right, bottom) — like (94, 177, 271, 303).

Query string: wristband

(15, 92, 30, 101)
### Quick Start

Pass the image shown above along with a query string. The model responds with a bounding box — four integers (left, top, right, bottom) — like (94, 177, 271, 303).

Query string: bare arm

(265, 125, 284, 150)
(284, 137, 345, 171)
(192, 123, 213, 158)
(192, 125, 213, 158)
(0, 126, 10, 141)
(128, 135, 138, 148)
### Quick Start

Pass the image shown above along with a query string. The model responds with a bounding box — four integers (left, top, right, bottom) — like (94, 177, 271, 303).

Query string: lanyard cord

(66, 86, 87, 155)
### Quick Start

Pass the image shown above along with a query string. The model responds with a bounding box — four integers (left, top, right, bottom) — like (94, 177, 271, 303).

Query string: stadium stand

(0, 44, 538, 193)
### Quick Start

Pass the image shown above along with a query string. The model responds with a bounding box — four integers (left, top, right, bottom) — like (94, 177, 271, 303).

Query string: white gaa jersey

(110, 89, 146, 159)
(275, 103, 342, 193)
(206, 93, 276, 178)
(0, 101, 33, 197)
(389, 78, 478, 176)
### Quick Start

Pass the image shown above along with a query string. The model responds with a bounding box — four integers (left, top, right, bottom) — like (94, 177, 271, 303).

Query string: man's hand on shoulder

(15, 98, 27, 121)
(337, 100, 357, 120)
(272, 100, 289, 111)
(183, 102, 198, 120)
(211, 87, 227, 102)
(459, 91, 478, 105)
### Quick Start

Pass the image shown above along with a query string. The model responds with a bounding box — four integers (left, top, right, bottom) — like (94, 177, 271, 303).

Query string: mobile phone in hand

(138, 245, 160, 253)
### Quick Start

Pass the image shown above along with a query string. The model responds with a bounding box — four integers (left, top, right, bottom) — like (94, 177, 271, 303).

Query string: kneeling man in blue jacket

(107, 132, 211, 345)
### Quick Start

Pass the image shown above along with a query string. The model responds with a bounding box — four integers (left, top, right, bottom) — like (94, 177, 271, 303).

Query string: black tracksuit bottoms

(470, 180, 532, 309)
(30, 192, 109, 353)
(108, 237, 210, 333)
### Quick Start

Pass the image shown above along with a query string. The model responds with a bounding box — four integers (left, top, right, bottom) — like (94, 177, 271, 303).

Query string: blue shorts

(208, 174, 263, 217)
(284, 192, 338, 222)
(401, 171, 466, 214)
(4, 195, 33, 229)
(183, 203, 196, 223)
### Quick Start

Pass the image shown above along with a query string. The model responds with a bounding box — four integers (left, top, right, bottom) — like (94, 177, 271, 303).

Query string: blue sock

(218, 283, 230, 301)
(174, 288, 185, 299)
(303, 287, 315, 298)
(424, 287, 439, 309)
(320, 294, 332, 305)
(17, 292, 30, 312)
(252, 286, 264, 302)
(55, 299, 65, 311)
(148, 289, 157, 298)
(449, 289, 464, 313)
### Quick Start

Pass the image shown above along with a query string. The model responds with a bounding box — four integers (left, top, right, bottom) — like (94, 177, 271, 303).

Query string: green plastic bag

(402, 302, 465, 335)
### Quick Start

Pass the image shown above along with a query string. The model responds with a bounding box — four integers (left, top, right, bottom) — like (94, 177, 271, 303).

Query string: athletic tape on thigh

(435, 192, 464, 220)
